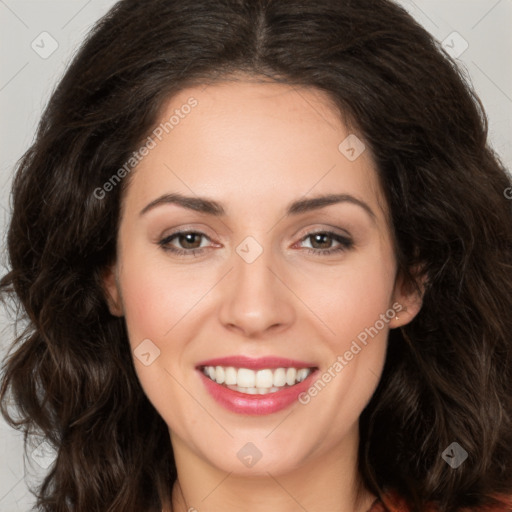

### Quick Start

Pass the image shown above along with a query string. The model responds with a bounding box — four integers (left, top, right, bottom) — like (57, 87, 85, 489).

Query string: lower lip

(198, 369, 318, 415)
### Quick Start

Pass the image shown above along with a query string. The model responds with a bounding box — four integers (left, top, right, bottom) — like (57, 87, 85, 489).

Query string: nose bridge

(218, 235, 295, 336)
(235, 237, 275, 297)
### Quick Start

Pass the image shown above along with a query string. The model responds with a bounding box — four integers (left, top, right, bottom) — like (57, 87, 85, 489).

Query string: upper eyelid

(156, 217, 354, 238)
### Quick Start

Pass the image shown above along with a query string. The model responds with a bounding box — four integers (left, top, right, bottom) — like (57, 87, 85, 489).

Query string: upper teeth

(202, 366, 312, 390)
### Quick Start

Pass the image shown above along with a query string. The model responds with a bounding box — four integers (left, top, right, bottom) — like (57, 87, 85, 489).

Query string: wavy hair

(1, 0, 512, 511)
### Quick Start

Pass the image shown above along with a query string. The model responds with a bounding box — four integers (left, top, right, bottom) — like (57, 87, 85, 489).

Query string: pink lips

(196, 356, 318, 415)
(196, 355, 315, 370)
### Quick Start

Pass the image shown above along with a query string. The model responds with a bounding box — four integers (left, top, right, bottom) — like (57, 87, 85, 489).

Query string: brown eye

(299, 231, 353, 256)
(158, 230, 211, 256)
(175, 232, 203, 249)
(309, 232, 334, 249)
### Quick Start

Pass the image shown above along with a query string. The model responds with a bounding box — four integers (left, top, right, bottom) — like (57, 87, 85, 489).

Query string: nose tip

(224, 313, 285, 339)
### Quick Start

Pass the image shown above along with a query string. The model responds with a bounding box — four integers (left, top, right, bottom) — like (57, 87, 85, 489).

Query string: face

(104, 79, 422, 477)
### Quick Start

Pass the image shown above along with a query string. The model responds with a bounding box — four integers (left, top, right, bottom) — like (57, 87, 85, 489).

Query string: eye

(158, 229, 353, 258)
(297, 231, 353, 256)
(158, 230, 212, 256)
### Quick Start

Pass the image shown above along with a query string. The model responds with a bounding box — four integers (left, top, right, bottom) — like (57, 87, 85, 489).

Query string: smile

(201, 366, 314, 395)
(196, 356, 319, 415)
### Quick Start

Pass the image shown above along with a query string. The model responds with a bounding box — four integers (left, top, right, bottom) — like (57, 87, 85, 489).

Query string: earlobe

(101, 265, 124, 317)
(390, 269, 427, 328)
(394, 305, 408, 322)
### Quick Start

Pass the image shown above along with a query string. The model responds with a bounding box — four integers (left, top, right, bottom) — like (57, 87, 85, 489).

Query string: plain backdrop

(1, 0, 511, 510)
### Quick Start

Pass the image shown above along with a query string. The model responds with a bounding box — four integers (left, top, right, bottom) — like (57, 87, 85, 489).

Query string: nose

(218, 241, 296, 338)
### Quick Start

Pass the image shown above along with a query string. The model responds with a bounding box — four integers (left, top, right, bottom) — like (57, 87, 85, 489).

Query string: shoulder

(368, 488, 512, 512)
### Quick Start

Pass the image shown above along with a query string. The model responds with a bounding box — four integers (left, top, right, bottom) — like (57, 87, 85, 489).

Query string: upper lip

(196, 355, 317, 371)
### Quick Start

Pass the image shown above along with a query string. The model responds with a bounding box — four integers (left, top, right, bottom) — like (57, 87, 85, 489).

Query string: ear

(101, 264, 124, 317)
(389, 267, 427, 329)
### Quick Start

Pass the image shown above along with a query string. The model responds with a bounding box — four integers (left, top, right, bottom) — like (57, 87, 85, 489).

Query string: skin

(103, 77, 423, 512)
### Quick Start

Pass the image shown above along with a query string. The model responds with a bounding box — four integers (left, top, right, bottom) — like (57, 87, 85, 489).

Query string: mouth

(195, 356, 319, 415)
(199, 365, 316, 395)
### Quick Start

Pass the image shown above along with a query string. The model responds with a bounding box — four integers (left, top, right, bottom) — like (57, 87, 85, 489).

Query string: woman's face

(105, 79, 421, 477)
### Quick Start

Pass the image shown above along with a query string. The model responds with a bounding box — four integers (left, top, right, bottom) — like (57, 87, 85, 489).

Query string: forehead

(123, 79, 388, 223)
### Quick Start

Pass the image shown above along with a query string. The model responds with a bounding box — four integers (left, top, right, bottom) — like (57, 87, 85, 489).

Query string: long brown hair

(1, 0, 511, 511)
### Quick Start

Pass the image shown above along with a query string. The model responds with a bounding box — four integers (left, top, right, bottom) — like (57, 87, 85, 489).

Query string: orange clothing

(368, 488, 512, 512)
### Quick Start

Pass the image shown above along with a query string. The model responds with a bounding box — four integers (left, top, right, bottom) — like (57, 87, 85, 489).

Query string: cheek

(294, 283, 392, 447)
(301, 247, 396, 350)
(119, 254, 210, 346)
(295, 245, 394, 417)
(117, 255, 205, 425)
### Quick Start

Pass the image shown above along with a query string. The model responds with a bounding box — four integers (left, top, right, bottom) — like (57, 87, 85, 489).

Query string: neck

(167, 424, 377, 512)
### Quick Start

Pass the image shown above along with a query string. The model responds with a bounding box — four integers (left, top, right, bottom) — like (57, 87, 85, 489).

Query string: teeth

(273, 368, 286, 387)
(215, 366, 225, 384)
(255, 369, 273, 388)
(201, 365, 313, 393)
(226, 385, 282, 395)
(285, 368, 297, 386)
(296, 368, 310, 382)
(224, 366, 237, 385)
(237, 368, 255, 387)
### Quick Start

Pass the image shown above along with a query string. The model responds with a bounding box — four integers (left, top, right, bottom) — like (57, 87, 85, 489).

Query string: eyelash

(158, 230, 354, 257)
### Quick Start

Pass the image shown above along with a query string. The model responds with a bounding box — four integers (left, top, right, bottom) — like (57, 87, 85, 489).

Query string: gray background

(1, 0, 511, 510)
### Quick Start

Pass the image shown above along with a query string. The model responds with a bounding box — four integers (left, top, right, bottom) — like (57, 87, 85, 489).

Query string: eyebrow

(139, 192, 376, 221)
